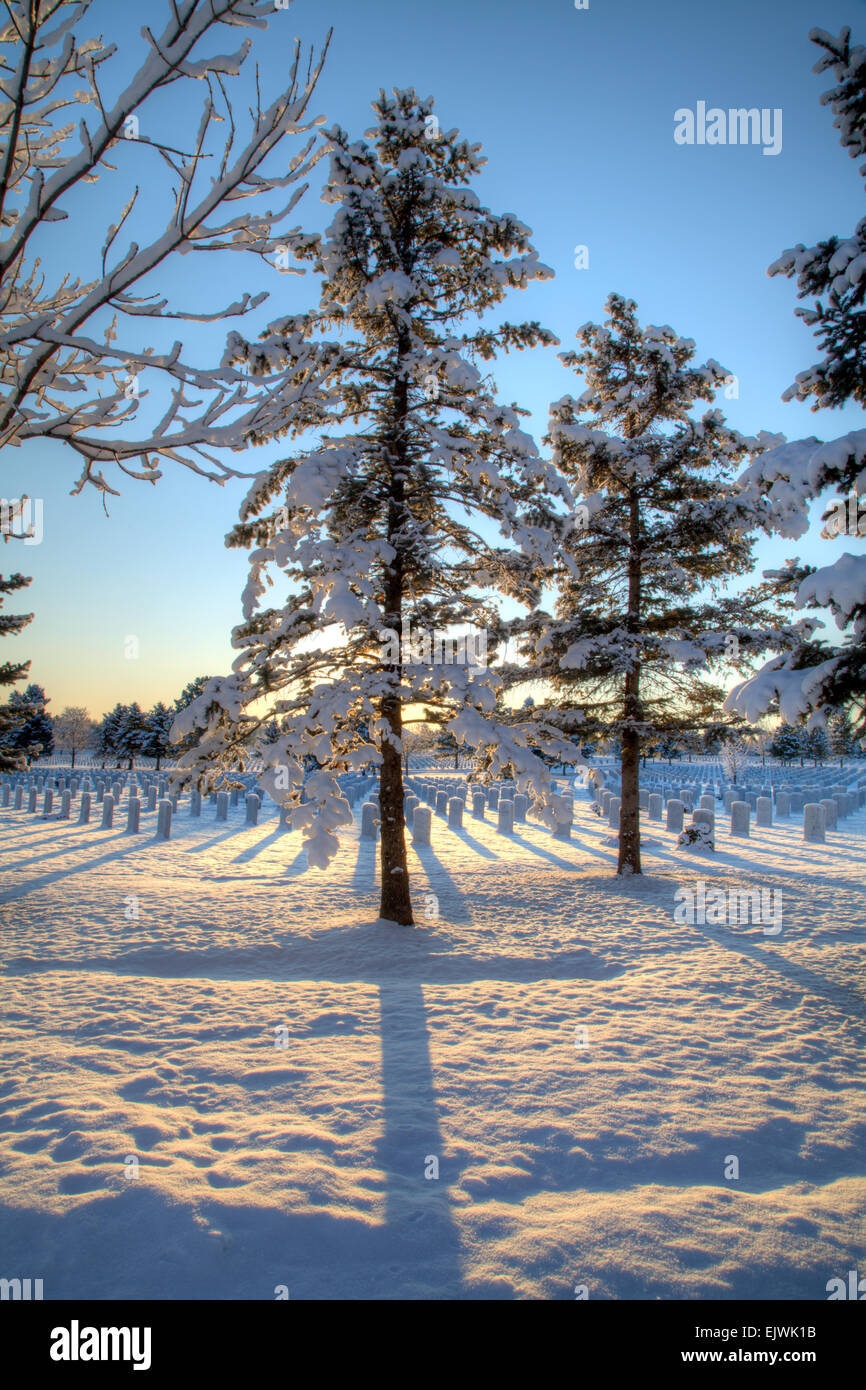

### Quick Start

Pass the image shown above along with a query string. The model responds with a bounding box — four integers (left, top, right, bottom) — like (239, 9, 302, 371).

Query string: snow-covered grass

(1, 782, 864, 1299)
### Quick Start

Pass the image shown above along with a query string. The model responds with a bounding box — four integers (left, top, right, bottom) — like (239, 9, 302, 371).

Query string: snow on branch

(0, 0, 331, 493)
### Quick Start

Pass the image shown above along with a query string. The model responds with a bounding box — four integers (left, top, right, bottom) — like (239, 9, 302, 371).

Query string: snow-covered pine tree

(805, 725, 830, 765)
(729, 28, 866, 734)
(172, 89, 577, 924)
(98, 704, 125, 769)
(141, 702, 174, 771)
(5, 681, 53, 763)
(174, 678, 211, 713)
(0, 571, 34, 771)
(524, 294, 788, 875)
(94, 706, 120, 772)
(434, 729, 461, 771)
(769, 722, 804, 764)
(169, 677, 212, 760)
(829, 705, 856, 765)
(111, 702, 145, 770)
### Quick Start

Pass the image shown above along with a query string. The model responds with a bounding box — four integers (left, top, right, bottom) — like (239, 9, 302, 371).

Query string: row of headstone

(581, 766, 864, 847)
(0, 773, 278, 837)
(355, 775, 548, 845)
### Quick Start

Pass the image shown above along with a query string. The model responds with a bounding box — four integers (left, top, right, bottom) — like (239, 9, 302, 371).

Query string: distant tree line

(0, 678, 210, 770)
(769, 711, 860, 767)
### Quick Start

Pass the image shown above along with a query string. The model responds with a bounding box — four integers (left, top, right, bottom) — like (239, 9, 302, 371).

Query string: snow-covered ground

(1, 779, 865, 1300)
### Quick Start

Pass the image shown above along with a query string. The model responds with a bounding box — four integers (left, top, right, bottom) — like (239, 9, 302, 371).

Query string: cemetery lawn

(1, 778, 864, 1300)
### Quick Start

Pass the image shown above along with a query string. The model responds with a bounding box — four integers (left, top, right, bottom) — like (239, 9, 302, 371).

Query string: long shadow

(283, 846, 308, 877)
(375, 981, 464, 1290)
(565, 824, 621, 863)
(352, 837, 377, 890)
(231, 823, 286, 865)
(183, 822, 249, 854)
(506, 828, 582, 873)
(517, 817, 619, 868)
(649, 835, 866, 896)
(0, 829, 114, 871)
(0, 835, 159, 904)
(0, 808, 165, 856)
(410, 842, 472, 924)
(447, 824, 499, 860)
(685, 917, 866, 1039)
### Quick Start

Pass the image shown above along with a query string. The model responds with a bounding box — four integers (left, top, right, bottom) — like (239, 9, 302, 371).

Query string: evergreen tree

(174, 677, 212, 713)
(95, 705, 125, 769)
(829, 705, 856, 765)
(141, 703, 175, 771)
(5, 682, 53, 764)
(169, 677, 213, 760)
(0, 572, 34, 772)
(658, 735, 680, 764)
(526, 295, 783, 874)
(769, 28, 866, 411)
(92, 717, 109, 769)
(731, 27, 866, 734)
(769, 722, 804, 764)
(94, 706, 123, 772)
(174, 89, 575, 924)
(805, 725, 830, 765)
(115, 703, 146, 770)
(434, 729, 461, 770)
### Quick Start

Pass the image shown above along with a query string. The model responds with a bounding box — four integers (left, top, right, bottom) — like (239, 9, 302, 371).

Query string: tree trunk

(70, 746, 76, 769)
(619, 726, 641, 874)
(377, 329, 413, 926)
(618, 489, 642, 876)
(379, 690, 411, 924)
(156, 754, 162, 772)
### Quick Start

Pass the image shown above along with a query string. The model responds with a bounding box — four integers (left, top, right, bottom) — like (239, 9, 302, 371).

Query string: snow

(798, 552, 866, 629)
(1, 777, 865, 1299)
(724, 657, 841, 727)
(737, 432, 866, 538)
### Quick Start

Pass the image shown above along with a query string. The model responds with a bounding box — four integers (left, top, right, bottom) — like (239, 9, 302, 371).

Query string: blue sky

(4, 0, 865, 715)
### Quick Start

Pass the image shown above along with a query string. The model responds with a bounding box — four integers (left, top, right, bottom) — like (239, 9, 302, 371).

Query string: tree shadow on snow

(409, 842, 472, 924)
(0, 978, 471, 1299)
(684, 918, 866, 1038)
(0, 1178, 472, 1299)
